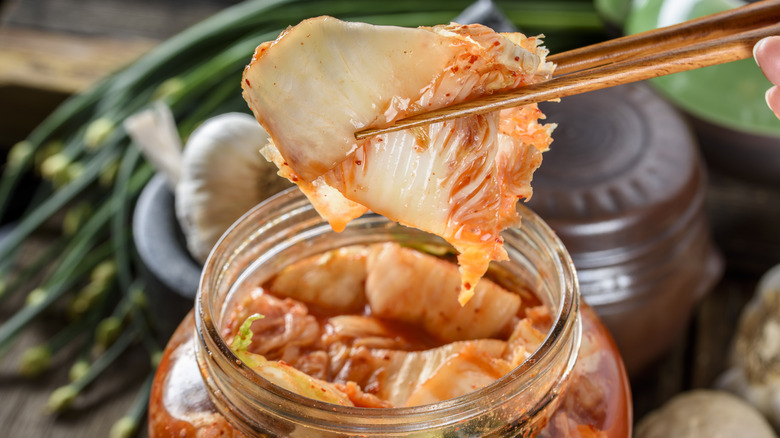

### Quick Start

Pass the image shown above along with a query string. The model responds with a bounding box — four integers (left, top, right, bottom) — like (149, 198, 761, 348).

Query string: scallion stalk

(18, 301, 105, 378)
(109, 372, 154, 438)
(0, 146, 120, 268)
(47, 326, 138, 413)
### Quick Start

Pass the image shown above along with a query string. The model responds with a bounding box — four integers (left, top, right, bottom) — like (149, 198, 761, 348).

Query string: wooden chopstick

(550, 0, 780, 75)
(354, 1, 780, 140)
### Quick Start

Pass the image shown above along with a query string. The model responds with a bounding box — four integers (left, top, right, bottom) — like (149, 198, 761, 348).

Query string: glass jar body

(148, 189, 632, 437)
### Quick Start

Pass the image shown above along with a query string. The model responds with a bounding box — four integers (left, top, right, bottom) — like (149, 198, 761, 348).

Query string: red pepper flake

(452, 66, 459, 72)
(492, 41, 501, 47)
(514, 56, 520, 61)
(464, 282, 472, 290)
(469, 55, 478, 64)
(244, 78, 251, 87)
(355, 160, 362, 165)
(291, 176, 299, 182)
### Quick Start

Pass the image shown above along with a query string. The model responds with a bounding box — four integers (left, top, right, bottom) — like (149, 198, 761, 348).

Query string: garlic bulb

(175, 112, 292, 263)
(716, 263, 780, 430)
(636, 390, 777, 438)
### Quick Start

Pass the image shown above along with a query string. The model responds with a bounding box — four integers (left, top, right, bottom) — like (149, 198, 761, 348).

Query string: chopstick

(354, 0, 780, 140)
(550, 0, 780, 75)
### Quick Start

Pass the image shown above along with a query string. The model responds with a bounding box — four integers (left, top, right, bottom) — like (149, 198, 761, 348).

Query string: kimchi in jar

(148, 189, 632, 437)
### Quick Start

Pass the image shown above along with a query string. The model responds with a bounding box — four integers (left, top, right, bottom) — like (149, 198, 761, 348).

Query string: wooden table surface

(1, 1, 779, 437)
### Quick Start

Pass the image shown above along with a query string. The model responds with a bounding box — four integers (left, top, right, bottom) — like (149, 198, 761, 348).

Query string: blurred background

(0, 0, 779, 437)
(0, 0, 242, 151)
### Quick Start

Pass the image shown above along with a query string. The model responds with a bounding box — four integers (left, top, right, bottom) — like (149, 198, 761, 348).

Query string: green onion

(19, 302, 105, 378)
(47, 327, 138, 413)
(109, 373, 154, 438)
(0, 145, 119, 267)
(0, 240, 115, 356)
(0, 238, 66, 305)
(112, 145, 144, 292)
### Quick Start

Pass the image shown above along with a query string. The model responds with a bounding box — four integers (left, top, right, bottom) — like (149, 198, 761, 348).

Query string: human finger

(754, 36, 780, 86)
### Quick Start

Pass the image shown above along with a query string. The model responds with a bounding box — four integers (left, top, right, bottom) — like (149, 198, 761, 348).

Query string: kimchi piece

(223, 243, 550, 408)
(242, 16, 555, 304)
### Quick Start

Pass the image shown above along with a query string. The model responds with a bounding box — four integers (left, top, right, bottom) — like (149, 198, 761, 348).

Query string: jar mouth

(196, 187, 580, 425)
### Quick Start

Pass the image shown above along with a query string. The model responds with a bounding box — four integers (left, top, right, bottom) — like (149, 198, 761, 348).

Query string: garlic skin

(175, 113, 292, 263)
(716, 264, 780, 430)
(635, 390, 777, 438)
(123, 102, 184, 189)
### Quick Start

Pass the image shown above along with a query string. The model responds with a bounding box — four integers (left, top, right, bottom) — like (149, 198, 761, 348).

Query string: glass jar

(148, 188, 632, 437)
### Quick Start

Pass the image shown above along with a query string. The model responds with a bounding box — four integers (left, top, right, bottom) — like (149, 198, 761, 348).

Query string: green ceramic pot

(625, 0, 780, 136)
(625, 0, 779, 136)
(624, 0, 780, 184)
(594, 0, 633, 28)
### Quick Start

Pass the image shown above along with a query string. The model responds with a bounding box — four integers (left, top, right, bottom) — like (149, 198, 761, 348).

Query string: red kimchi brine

(242, 16, 555, 305)
(148, 190, 631, 437)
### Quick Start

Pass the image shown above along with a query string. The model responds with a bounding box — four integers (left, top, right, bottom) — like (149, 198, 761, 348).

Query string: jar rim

(196, 187, 580, 423)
